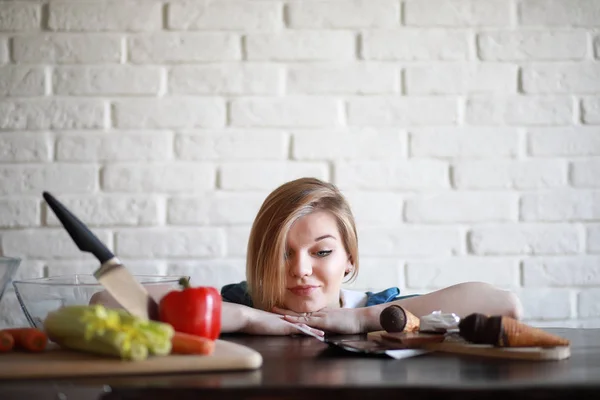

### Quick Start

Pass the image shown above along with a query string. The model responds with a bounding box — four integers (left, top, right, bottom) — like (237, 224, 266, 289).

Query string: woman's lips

(288, 286, 319, 296)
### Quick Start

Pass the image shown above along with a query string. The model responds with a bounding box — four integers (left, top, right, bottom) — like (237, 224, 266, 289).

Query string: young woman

(218, 177, 523, 337)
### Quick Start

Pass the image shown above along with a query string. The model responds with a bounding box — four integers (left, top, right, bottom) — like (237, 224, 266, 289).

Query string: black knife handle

(43, 191, 115, 264)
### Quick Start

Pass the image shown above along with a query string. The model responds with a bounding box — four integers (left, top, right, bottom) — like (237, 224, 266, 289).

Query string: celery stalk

(128, 341, 149, 361)
(57, 336, 124, 359)
(43, 304, 173, 361)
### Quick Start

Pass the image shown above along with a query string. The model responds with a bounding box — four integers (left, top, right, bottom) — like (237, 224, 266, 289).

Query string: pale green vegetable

(43, 304, 174, 361)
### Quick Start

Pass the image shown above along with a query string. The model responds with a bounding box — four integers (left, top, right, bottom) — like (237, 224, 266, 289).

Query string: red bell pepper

(158, 277, 222, 341)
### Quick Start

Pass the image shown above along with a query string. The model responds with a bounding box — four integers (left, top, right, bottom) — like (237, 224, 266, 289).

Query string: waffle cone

(404, 308, 420, 332)
(500, 317, 570, 348)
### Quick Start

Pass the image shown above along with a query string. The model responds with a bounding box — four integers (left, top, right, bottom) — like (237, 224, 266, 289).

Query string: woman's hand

(272, 306, 365, 335)
(242, 306, 325, 337)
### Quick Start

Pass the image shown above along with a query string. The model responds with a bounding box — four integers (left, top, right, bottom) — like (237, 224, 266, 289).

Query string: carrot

(0, 331, 14, 353)
(2, 328, 48, 352)
(171, 331, 215, 355)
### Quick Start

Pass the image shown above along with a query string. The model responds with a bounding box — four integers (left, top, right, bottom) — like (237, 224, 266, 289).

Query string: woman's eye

(316, 250, 332, 257)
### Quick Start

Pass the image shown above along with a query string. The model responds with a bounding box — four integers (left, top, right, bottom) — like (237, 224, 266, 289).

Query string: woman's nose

(289, 253, 312, 277)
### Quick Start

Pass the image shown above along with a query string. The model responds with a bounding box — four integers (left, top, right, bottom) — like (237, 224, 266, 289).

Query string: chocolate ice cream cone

(499, 316, 570, 348)
(459, 313, 570, 348)
(379, 305, 420, 333)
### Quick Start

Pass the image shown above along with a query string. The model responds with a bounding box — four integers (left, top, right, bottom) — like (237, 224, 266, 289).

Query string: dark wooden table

(1, 328, 599, 400)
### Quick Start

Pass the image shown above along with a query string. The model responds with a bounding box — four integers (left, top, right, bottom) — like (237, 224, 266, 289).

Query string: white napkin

(385, 349, 432, 359)
(420, 310, 460, 333)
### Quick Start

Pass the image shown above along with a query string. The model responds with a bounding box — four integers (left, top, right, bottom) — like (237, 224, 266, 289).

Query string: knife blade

(43, 191, 158, 320)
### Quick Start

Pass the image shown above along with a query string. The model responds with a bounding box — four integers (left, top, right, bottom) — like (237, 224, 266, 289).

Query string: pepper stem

(178, 276, 191, 289)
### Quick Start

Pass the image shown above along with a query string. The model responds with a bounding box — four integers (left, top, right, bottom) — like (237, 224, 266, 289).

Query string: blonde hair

(246, 177, 359, 311)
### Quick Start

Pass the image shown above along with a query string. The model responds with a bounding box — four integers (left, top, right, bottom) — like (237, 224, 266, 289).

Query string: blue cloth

(364, 287, 420, 307)
(220, 281, 419, 308)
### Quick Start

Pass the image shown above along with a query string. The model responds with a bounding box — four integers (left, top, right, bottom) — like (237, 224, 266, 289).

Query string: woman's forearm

(360, 282, 523, 332)
(220, 302, 250, 333)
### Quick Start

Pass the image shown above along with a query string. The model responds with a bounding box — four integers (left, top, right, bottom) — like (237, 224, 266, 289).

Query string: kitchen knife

(42, 191, 158, 321)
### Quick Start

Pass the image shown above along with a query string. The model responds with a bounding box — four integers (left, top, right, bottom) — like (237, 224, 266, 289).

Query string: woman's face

(283, 210, 351, 313)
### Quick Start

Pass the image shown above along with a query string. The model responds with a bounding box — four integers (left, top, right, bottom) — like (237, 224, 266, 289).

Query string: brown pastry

(379, 305, 420, 333)
(458, 313, 570, 348)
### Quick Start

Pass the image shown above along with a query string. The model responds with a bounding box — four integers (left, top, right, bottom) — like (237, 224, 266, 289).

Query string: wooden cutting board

(0, 339, 263, 380)
(367, 331, 571, 361)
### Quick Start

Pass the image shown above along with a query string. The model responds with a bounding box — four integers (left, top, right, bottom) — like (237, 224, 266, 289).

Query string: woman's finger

(298, 323, 324, 337)
(282, 314, 317, 326)
(282, 314, 305, 322)
(279, 319, 323, 337)
(272, 306, 301, 316)
(286, 320, 325, 338)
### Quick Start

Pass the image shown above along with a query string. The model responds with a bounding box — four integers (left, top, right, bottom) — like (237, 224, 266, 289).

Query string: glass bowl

(0, 256, 20, 304)
(12, 274, 184, 329)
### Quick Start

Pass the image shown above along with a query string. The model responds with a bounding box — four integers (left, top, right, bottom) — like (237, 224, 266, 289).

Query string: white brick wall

(363, 30, 470, 60)
(406, 258, 520, 289)
(0, 132, 52, 162)
(168, 1, 283, 31)
(128, 33, 241, 63)
(453, 160, 568, 189)
(0, 37, 8, 64)
(0, 2, 41, 31)
(246, 31, 356, 61)
(113, 98, 226, 128)
(523, 256, 600, 286)
(0, 66, 45, 96)
(465, 96, 574, 125)
(518, 0, 600, 27)
(477, 30, 587, 61)
(582, 97, 600, 124)
(13, 35, 123, 64)
(230, 97, 342, 127)
(48, 1, 163, 32)
(469, 225, 581, 255)
(405, 63, 517, 95)
(405, 192, 518, 223)
(1, 0, 599, 330)
(0, 99, 106, 130)
(115, 228, 226, 258)
(404, 0, 511, 26)
(169, 64, 283, 95)
(53, 66, 162, 96)
(347, 97, 459, 125)
(522, 63, 600, 94)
